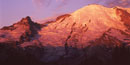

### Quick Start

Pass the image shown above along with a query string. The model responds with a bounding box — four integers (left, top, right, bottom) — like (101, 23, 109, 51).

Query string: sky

(0, 0, 130, 28)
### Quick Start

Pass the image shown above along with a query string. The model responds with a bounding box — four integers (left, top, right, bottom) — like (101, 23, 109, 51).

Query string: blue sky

(0, 0, 130, 28)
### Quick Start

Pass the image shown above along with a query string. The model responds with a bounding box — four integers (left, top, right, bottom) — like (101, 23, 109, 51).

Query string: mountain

(38, 5, 130, 47)
(0, 16, 41, 44)
(0, 4, 130, 65)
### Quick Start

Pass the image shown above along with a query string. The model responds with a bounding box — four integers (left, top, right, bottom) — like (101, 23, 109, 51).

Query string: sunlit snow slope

(37, 5, 130, 48)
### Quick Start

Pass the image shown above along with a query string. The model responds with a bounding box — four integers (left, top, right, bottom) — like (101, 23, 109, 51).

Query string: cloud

(105, 0, 130, 7)
(32, 0, 66, 7)
(32, 0, 52, 7)
(32, 0, 130, 8)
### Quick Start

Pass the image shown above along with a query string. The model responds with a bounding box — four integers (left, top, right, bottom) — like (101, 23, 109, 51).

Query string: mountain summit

(0, 5, 130, 65)
(0, 16, 41, 44)
(37, 4, 130, 47)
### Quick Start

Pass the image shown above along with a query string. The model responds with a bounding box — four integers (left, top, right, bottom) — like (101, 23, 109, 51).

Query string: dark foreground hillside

(0, 43, 130, 65)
